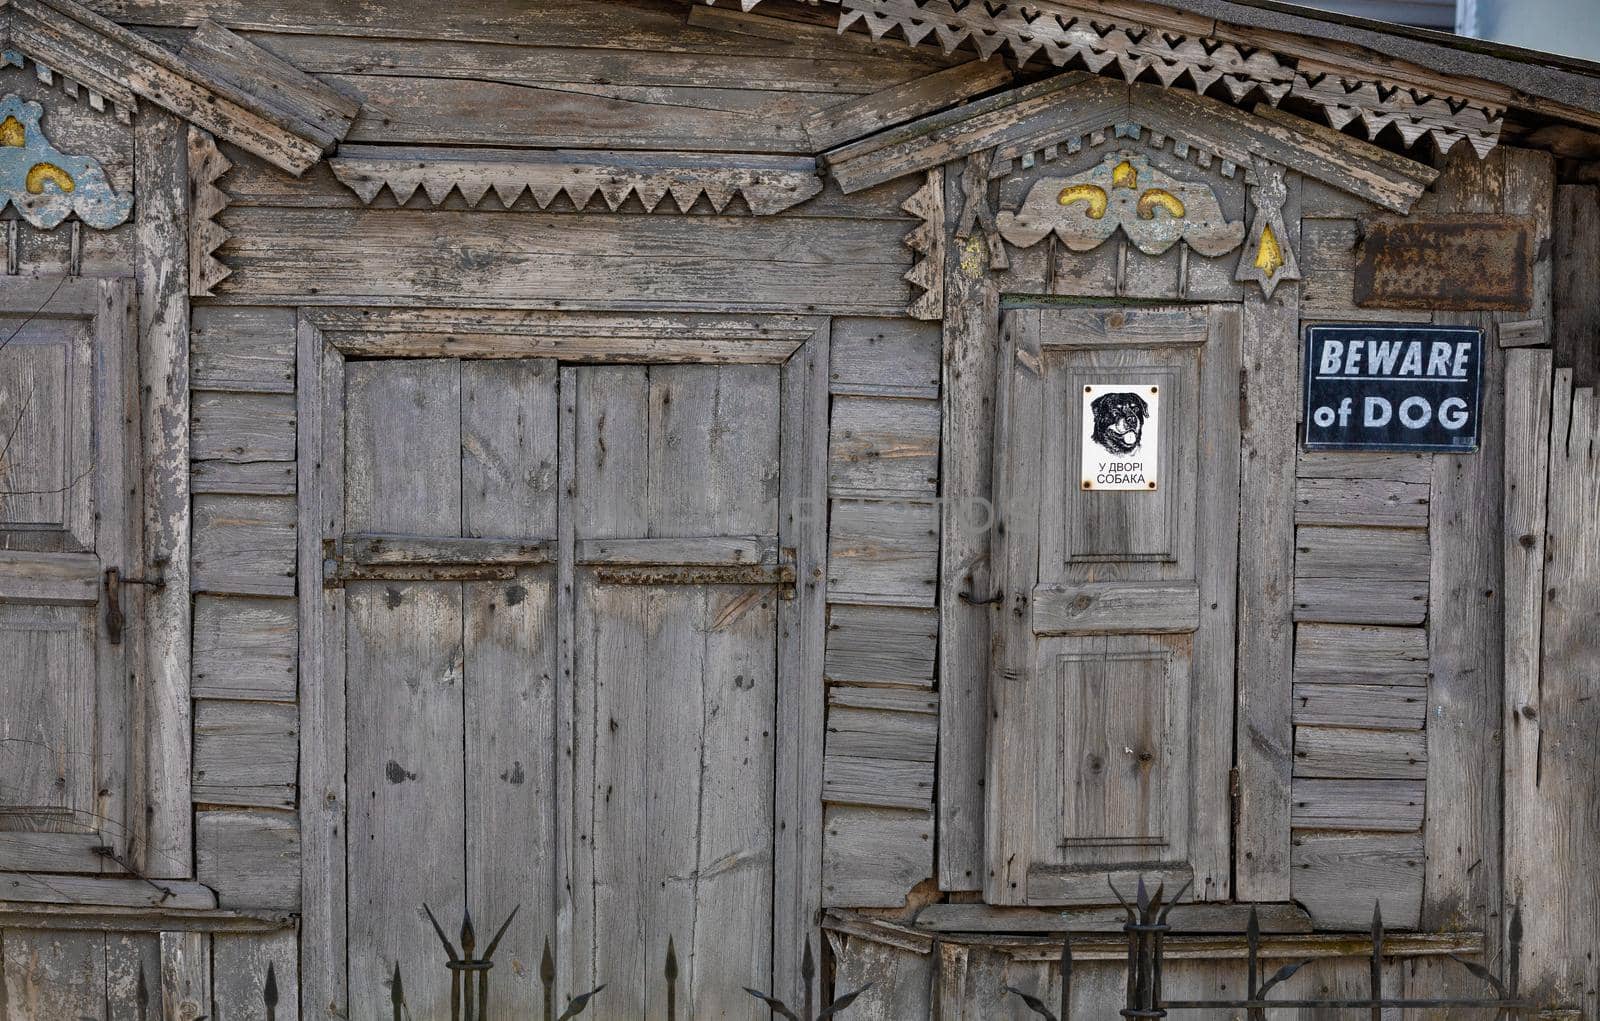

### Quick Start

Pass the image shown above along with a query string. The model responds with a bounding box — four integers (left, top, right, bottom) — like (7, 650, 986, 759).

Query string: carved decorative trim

(990, 121, 1246, 185)
(996, 151, 1245, 258)
(901, 167, 943, 320)
(187, 126, 232, 297)
(1, 48, 134, 122)
(705, 0, 1504, 158)
(0, 94, 130, 229)
(1235, 159, 1300, 299)
(329, 147, 824, 215)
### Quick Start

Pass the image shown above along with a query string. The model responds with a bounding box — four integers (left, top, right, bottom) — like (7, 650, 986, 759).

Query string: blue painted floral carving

(0, 94, 132, 229)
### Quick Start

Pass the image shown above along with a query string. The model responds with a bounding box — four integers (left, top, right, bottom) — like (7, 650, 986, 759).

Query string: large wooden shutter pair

(986, 305, 1241, 905)
(0, 278, 141, 876)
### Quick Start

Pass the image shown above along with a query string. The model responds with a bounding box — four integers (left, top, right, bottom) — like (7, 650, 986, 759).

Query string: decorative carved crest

(330, 148, 823, 216)
(1235, 160, 1301, 299)
(706, 0, 1505, 158)
(188, 126, 232, 296)
(0, 94, 130, 229)
(997, 152, 1245, 258)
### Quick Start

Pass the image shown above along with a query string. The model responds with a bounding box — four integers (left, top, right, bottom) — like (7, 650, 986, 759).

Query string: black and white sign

(1303, 324, 1482, 452)
(1081, 383, 1160, 490)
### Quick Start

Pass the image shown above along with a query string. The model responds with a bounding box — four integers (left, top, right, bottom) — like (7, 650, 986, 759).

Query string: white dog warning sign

(1081, 383, 1160, 491)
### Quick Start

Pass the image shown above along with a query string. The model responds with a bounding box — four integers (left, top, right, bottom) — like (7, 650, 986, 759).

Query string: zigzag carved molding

(702, 0, 1503, 157)
(330, 148, 824, 215)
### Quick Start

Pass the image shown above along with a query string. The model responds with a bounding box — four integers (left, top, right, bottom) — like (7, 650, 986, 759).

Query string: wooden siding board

(191, 494, 297, 597)
(1294, 623, 1429, 686)
(824, 604, 937, 686)
(190, 305, 297, 394)
(826, 498, 939, 607)
(191, 391, 297, 463)
(193, 700, 298, 808)
(822, 806, 934, 909)
(1293, 682, 1427, 730)
(1290, 779, 1426, 832)
(1292, 832, 1424, 930)
(197, 809, 301, 910)
(828, 395, 940, 497)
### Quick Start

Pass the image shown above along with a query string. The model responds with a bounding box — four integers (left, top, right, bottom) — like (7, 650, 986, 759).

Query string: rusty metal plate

(1354, 215, 1533, 311)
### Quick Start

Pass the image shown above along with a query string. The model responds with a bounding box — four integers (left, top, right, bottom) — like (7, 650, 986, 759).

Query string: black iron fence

(226, 880, 1552, 1019)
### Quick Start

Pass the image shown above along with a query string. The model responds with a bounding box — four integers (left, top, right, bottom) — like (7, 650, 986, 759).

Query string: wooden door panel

(987, 305, 1239, 905)
(0, 280, 135, 875)
(344, 358, 462, 536)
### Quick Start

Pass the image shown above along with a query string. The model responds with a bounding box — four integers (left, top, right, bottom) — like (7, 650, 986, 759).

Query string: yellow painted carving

(1057, 183, 1108, 219)
(1112, 159, 1138, 190)
(0, 117, 23, 147)
(25, 162, 75, 194)
(1136, 189, 1185, 220)
(1254, 223, 1284, 277)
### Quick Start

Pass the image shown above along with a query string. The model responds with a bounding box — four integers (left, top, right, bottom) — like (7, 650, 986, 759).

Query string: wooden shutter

(986, 305, 1241, 905)
(0, 278, 139, 874)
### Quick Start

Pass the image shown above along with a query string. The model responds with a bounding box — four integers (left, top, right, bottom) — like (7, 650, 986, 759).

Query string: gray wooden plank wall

(821, 317, 942, 909)
(188, 305, 302, 1018)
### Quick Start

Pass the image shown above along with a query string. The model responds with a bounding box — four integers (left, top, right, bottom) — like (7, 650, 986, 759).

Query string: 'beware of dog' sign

(1303, 324, 1482, 453)
(1081, 383, 1160, 491)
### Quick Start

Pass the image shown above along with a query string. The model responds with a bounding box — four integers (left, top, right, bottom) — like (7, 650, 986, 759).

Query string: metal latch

(104, 566, 165, 645)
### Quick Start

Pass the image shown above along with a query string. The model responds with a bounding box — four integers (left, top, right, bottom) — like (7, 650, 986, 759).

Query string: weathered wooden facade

(1, 0, 1598, 1017)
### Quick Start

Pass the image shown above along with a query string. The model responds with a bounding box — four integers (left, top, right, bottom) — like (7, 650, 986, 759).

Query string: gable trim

(3, 0, 356, 174)
(825, 76, 1439, 215)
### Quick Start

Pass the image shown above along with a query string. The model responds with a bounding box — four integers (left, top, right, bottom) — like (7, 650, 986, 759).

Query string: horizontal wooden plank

(193, 700, 298, 809)
(191, 391, 296, 463)
(1294, 525, 1430, 580)
(829, 396, 940, 497)
(1032, 581, 1200, 636)
(1293, 576, 1428, 625)
(0, 833, 116, 874)
(190, 459, 297, 496)
(1026, 864, 1194, 907)
(826, 707, 938, 763)
(1296, 450, 1434, 483)
(0, 551, 99, 605)
(1293, 683, 1427, 730)
(191, 494, 296, 597)
(1292, 832, 1423, 930)
(824, 604, 937, 686)
(575, 535, 776, 567)
(828, 316, 940, 397)
(823, 754, 933, 810)
(826, 498, 938, 607)
(822, 805, 933, 909)
(828, 685, 939, 715)
(1291, 779, 1426, 832)
(180, 20, 360, 147)
(196, 810, 300, 910)
(0, 876, 217, 911)
(192, 595, 296, 701)
(344, 534, 556, 567)
(1496, 317, 1547, 348)
(1293, 623, 1429, 686)
(1294, 726, 1427, 779)
(1295, 477, 1431, 527)
(217, 208, 912, 314)
(0, 904, 289, 934)
(1036, 305, 1211, 349)
(189, 305, 296, 393)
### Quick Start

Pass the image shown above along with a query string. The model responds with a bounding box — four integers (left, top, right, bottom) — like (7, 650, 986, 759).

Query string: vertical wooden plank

(984, 307, 1044, 905)
(105, 933, 161, 1021)
(1502, 347, 1553, 992)
(1, 931, 107, 1021)
(774, 324, 829, 1000)
(296, 319, 345, 1020)
(1552, 185, 1600, 387)
(554, 366, 580, 1006)
(159, 932, 210, 1021)
(346, 581, 464, 1020)
(212, 931, 298, 1021)
(1412, 146, 1506, 1006)
(135, 104, 191, 879)
(461, 359, 558, 538)
(343, 359, 461, 536)
(1234, 178, 1302, 901)
(939, 151, 1000, 891)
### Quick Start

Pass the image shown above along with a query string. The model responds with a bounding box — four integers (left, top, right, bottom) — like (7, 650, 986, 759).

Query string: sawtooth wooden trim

(329, 146, 824, 215)
(901, 167, 944, 320)
(826, 76, 1437, 215)
(707, 0, 1506, 157)
(187, 126, 232, 298)
(4, 0, 351, 172)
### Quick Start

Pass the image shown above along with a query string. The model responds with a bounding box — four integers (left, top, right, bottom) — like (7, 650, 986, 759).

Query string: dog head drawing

(1090, 391, 1149, 455)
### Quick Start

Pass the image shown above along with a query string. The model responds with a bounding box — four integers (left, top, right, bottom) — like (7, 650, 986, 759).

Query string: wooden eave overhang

(699, 0, 1600, 161)
(2, 0, 357, 173)
(823, 73, 1439, 214)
